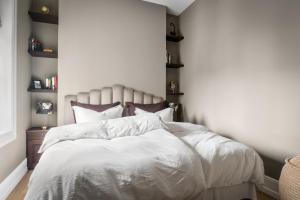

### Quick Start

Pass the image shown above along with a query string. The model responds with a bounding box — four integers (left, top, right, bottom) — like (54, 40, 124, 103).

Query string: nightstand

(26, 127, 49, 170)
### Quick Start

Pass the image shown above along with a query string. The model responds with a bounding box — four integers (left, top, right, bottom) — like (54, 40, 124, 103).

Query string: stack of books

(45, 75, 58, 90)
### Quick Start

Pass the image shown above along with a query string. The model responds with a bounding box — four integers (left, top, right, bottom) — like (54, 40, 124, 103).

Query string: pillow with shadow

(71, 101, 121, 123)
(123, 101, 168, 117)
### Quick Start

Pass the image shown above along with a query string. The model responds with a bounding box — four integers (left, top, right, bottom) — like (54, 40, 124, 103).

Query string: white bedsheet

(25, 118, 264, 200)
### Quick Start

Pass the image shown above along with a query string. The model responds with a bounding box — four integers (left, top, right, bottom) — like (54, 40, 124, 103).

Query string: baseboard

(0, 159, 27, 200)
(258, 175, 280, 199)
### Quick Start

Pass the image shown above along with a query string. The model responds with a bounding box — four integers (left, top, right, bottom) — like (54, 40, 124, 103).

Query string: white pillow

(72, 105, 123, 123)
(135, 107, 174, 122)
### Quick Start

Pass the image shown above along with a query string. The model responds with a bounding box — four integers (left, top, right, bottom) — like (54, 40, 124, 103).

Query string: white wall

(180, 0, 300, 179)
(58, 0, 166, 125)
(0, 0, 31, 182)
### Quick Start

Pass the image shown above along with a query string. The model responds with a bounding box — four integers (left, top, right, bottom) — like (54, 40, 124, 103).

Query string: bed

(25, 85, 264, 200)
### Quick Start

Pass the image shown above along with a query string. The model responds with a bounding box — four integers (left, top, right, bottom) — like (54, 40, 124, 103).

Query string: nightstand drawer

(27, 132, 47, 140)
(26, 127, 50, 170)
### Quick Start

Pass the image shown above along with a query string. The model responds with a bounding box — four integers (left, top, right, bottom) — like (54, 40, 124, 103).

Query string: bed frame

(64, 84, 163, 124)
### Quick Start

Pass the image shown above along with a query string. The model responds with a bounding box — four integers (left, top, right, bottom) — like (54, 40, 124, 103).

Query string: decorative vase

(279, 156, 300, 200)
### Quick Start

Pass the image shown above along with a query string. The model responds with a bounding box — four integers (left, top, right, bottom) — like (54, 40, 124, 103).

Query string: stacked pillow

(71, 101, 174, 123)
(71, 101, 123, 123)
(123, 101, 174, 122)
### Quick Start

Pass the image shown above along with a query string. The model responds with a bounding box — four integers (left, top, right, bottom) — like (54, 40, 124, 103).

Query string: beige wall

(180, 0, 300, 179)
(58, 0, 166, 125)
(0, 0, 31, 182)
(31, 20, 58, 127)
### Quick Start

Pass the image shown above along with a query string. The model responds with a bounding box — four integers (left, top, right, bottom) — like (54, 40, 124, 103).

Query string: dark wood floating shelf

(28, 50, 57, 58)
(166, 63, 184, 68)
(28, 11, 58, 24)
(28, 89, 57, 93)
(167, 92, 184, 96)
(166, 35, 184, 42)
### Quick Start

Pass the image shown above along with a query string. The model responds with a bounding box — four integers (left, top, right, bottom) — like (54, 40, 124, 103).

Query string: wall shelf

(166, 63, 184, 68)
(166, 35, 184, 42)
(28, 11, 58, 25)
(28, 88, 57, 93)
(167, 92, 184, 96)
(28, 50, 58, 58)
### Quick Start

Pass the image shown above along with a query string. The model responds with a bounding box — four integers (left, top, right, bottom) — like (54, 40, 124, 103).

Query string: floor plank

(7, 171, 31, 200)
(7, 171, 275, 200)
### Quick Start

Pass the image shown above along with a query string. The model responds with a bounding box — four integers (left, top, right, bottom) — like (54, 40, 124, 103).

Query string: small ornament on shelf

(28, 37, 43, 52)
(43, 48, 54, 53)
(166, 52, 172, 64)
(170, 23, 177, 36)
(41, 6, 50, 14)
(169, 80, 177, 94)
(36, 102, 54, 130)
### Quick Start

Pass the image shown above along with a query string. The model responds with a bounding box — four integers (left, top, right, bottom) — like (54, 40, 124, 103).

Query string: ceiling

(142, 0, 195, 16)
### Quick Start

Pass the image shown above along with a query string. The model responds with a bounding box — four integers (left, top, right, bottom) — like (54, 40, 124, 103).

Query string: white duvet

(25, 115, 264, 200)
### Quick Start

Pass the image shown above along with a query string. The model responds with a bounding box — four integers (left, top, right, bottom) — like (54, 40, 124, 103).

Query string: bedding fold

(167, 122, 264, 188)
(39, 115, 166, 153)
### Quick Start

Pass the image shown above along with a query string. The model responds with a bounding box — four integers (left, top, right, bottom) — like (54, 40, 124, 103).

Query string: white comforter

(25, 116, 264, 200)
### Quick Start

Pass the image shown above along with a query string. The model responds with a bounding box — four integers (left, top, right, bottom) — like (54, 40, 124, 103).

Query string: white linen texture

(38, 115, 166, 153)
(27, 116, 264, 200)
(72, 104, 123, 123)
(134, 107, 174, 122)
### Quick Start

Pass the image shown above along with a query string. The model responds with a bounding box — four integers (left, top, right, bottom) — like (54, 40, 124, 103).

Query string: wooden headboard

(64, 85, 164, 125)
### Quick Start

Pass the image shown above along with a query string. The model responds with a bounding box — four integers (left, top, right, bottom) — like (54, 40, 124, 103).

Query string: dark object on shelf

(28, 11, 58, 24)
(36, 102, 54, 130)
(28, 88, 57, 93)
(170, 23, 176, 36)
(166, 63, 184, 68)
(28, 37, 43, 52)
(166, 35, 184, 42)
(28, 50, 57, 58)
(36, 102, 54, 115)
(26, 127, 50, 170)
(167, 92, 184, 96)
(31, 80, 42, 89)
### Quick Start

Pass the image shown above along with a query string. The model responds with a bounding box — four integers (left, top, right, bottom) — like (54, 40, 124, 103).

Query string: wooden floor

(8, 171, 276, 200)
(7, 171, 31, 200)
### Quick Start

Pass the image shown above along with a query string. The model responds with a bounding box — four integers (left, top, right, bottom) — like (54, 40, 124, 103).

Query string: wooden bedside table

(26, 127, 50, 170)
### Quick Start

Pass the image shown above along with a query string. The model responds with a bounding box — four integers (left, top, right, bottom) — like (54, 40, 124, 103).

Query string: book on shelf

(45, 75, 58, 91)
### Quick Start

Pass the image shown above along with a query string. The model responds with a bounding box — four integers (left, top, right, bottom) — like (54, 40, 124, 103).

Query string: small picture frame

(33, 80, 42, 89)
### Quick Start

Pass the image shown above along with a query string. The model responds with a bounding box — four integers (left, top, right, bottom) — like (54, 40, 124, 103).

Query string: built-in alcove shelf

(166, 35, 184, 42)
(28, 11, 58, 25)
(28, 88, 57, 93)
(28, 50, 58, 58)
(166, 63, 184, 68)
(167, 92, 184, 96)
